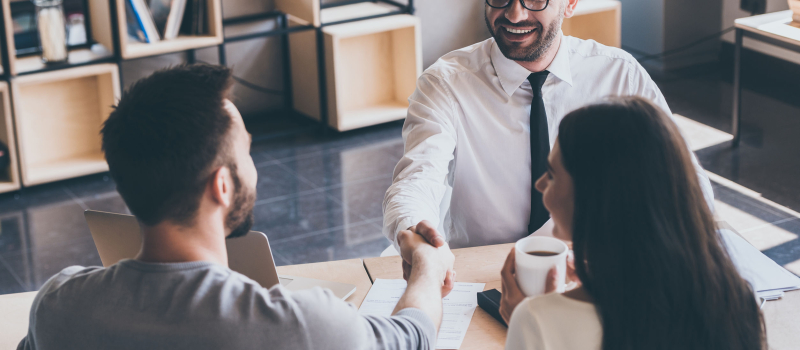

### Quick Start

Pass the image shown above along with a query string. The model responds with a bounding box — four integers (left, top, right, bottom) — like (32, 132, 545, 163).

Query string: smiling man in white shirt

(383, 0, 714, 249)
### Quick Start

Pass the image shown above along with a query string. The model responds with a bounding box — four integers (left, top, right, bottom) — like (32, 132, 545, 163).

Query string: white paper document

(359, 279, 485, 349)
(721, 229, 800, 300)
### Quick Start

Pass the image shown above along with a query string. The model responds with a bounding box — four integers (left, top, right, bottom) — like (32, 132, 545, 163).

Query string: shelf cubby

(288, 14, 421, 131)
(562, 0, 621, 48)
(1, 0, 115, 76)
(11, 63, 120, 186)
(0, 82, 20, 193)
(112, 0, 223, 59)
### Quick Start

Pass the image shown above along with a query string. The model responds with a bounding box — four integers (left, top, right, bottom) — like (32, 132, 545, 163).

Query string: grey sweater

(18, 260, 435, 350)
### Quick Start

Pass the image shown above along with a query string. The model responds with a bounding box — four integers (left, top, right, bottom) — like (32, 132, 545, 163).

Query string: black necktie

(527, 71, 550, 234)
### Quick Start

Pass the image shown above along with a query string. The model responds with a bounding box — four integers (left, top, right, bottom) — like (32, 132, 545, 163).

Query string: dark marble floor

(654, 58, 800, 212)
(1, 58, 799, 295)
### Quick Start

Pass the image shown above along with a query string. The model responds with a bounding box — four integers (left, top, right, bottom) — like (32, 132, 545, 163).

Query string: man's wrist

(411, 251, 447, 280)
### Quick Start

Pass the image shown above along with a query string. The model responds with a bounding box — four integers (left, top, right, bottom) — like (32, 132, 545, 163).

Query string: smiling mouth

(503, 26, 535, 34)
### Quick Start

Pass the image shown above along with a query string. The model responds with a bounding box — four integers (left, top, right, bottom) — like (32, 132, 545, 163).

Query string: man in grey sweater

(18, 64, 455, 350)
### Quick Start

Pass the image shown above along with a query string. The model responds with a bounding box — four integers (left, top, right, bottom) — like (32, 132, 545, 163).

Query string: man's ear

(564, 0, 579, 18)
(208, 166, 233, 207)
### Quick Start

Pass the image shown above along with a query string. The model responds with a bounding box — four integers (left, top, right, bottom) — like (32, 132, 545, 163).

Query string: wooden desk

(277, 258, 372, 306)
(0, 258, 372, 349)
(364, 243, 515, 350)
(364, 243, 800, 350)
(732, 11, 800, 146)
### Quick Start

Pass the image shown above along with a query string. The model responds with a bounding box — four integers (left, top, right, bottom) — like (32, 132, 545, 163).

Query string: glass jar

(33, 0, 68, 63)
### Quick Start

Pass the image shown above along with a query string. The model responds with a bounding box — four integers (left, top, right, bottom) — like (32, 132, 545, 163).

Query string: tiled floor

(0, 61, 799, 295)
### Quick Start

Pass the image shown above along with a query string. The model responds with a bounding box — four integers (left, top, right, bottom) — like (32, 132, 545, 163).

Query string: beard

(486, 11, 563, 62)
(225, 164, 256, 239)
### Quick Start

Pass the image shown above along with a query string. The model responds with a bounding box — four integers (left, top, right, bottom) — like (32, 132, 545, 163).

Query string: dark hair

(102, 64, 234, 226)
(558, 97, 765, 350)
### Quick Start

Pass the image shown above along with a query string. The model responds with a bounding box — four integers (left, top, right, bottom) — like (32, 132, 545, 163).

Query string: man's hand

(402, 220, 447, 283)
(397, 229, 456, 297)
(408, 220, 446, 247)
(499, 248, 526, 324)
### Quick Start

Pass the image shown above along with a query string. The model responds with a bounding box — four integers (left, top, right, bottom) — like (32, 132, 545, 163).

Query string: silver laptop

(84, 210, 356, 300)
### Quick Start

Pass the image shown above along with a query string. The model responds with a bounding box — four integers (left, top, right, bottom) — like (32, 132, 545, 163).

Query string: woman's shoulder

(506, 294, 602, 350)
(523, 292, 596, 314)
(515, 293, 601, 335)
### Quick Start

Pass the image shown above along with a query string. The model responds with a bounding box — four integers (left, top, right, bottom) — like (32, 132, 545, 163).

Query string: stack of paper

(720, 229, 800, 301)
(359, 279, 485, 349)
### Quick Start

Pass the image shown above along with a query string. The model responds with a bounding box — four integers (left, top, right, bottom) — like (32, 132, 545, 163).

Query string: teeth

(505, 27, 533, 34)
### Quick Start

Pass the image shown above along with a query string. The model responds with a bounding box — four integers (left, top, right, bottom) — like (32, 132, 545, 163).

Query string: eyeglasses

(486, 0, 550, 11)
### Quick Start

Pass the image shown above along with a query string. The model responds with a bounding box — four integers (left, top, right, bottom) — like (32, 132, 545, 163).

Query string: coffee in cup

(514, 236, 568, 296)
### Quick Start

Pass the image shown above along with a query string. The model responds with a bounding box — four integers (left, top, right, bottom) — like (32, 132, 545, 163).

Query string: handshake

(397, 220, 456, 297)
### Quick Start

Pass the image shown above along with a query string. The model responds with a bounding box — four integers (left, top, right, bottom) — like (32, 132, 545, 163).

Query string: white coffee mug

(514, 236, 568, 296)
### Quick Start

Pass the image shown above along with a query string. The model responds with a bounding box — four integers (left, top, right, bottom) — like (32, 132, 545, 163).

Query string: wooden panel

(336, 104, 408, 131)
(14, 47, 114, 75)
(12, 64, 120, 186)
(562, 1, 621, 48)
(391, 24, 421, 103)
(116, 0, 223, 59)
(276, 0, 319, 27)
(287, 16, 321, 121)
(2, 0, 17, 75)
(320, 2, 397, 25)
(276, 259, 372, 307)
(88, 0, 114, 50)
(0, 82, 20, 192)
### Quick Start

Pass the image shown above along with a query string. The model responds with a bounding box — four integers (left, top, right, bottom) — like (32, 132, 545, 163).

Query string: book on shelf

(148, 0, 189, 40)
(126, 0, 191, 43)
(179, 0, 207, 36)
(125, 0, 147, 42)
(126, 0, 160, 43)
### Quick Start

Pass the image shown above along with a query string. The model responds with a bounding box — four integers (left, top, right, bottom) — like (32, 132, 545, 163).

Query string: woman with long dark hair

(499, 97, 765, 350)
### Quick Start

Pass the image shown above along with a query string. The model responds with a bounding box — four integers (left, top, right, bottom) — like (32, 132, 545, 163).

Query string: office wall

(619, 0, 723, 71)
(721, 0, 800, 64)
(414, 1, 491, 69)
(121, 0, 490, 118)
(618, 0, 665, 55)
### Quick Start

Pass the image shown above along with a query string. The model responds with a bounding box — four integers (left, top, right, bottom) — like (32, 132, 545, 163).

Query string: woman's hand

(500, 248, 574, 324)
(499, 248, 527, 324)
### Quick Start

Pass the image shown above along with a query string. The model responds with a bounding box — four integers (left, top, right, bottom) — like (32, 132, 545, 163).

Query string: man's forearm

(393, 259, 444, 329)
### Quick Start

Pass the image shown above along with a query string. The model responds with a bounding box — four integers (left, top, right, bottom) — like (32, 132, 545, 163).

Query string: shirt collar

(491, 32, 574, 96)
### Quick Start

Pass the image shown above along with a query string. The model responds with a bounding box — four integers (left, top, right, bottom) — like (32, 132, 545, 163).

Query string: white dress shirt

(383, 34, 713, 249)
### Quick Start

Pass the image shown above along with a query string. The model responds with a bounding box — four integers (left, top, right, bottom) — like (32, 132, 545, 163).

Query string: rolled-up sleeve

(383, 73, 458, 249)
(292, 288, 436, 350)
(629, 63, 715, 211)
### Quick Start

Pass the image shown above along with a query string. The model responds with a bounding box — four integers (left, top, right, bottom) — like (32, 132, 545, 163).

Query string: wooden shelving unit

(325, 15, 420, 131)
(289, 14, 421, 131)
(285, 3, 421, 131)
(562, 0, 621, 48)
(11, 63, 119, 186)
(0, 82, 19, 193)
(111, 0, 223, 59)
(0, 0, 412, 190)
